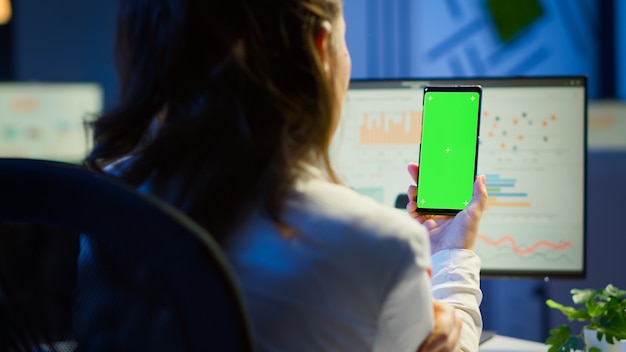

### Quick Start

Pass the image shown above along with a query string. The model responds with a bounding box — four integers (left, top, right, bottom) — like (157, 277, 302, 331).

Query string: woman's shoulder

(285, 178, 430, 263)
(290, 178, 416, 223)
(102, 155, 135, 176)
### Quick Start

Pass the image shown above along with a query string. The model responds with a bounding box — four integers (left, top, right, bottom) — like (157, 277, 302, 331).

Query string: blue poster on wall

(345, 0, 599, 98)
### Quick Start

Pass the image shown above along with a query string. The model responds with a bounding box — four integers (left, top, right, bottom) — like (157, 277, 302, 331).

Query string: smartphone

(416, 85, 482, 215)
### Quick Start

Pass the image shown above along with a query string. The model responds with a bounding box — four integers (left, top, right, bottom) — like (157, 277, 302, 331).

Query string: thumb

(407, 162, 418, 183)
(468, 174, 488, 212)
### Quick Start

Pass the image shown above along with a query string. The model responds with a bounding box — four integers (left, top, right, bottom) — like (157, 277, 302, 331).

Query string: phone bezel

(416, 85, 483, 215)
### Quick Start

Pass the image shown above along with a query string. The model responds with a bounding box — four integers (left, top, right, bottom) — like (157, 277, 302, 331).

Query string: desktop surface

(479, 334, 547, 352)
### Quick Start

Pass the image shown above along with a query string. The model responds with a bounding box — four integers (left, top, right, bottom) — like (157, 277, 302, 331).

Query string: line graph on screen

(476, 231, 580, 269)
(477, 234, 573, 255)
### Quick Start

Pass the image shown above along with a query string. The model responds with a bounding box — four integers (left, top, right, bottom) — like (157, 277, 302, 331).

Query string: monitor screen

(0, 82, 103, 163)
(331, 76, 587, 278)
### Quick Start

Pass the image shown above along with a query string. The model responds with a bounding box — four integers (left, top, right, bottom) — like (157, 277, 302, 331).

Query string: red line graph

(477, 234, 573, 255)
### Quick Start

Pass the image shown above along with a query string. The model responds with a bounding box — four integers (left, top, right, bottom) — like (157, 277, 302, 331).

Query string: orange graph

(360, 111, 421, 145)
(477, 234, 573, 255)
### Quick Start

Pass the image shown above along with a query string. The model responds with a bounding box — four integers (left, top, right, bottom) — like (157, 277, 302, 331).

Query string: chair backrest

(0, 158, 255, 351)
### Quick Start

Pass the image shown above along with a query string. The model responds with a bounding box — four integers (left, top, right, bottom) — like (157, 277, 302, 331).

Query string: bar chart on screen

(474, 165, 583, 271)
(332, 88, 423, 207)
(359, 110, 422, 145)
(0, 83, 103, 162)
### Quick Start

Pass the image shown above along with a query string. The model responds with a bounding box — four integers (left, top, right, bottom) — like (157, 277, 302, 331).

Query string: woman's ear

(315, 20, 333, 78)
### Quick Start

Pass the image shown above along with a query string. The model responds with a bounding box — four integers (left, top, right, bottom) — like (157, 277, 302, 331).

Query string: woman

(85, 0, 488, 351)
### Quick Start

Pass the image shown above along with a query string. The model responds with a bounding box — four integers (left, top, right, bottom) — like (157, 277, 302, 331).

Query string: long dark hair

(85, 0, 341, 243)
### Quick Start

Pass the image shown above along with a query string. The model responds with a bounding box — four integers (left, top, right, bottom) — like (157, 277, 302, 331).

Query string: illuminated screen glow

(0, 82, 103, 163)
(417, 88, 481, 214)
(331, 76, 587, 278)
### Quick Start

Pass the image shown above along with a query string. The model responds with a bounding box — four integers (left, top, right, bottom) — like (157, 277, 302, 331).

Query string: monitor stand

(479, 330, 497, 345)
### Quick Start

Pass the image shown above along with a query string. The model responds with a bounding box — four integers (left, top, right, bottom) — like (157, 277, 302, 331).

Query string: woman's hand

(417, 300, 462, 352)
(406, 162, 488, 254)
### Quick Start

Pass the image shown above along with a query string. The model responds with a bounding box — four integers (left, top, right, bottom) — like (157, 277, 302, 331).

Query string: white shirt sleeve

(431, 249, 483, 352)
(372, 247, 434, 352)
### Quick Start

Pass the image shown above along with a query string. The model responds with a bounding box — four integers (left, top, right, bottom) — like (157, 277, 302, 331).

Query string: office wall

(546, 151, 626, 340)
(11, 0, 117, 107)
(618, 0, 626, 99)
(345, 0, 602, 97)
(12, 0, 605, 104)
(0, 12, 12, 79)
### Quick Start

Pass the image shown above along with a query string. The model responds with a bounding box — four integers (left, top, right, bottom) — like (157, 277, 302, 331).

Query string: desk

(480, 335, 626, 352)
(479, 334, 547, 352)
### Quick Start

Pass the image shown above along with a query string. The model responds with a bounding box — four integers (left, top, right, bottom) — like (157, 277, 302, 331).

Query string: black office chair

(0, 158, 255, 351)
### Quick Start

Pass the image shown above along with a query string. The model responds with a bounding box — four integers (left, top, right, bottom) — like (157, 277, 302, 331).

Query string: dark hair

(85, 0, 342, 242)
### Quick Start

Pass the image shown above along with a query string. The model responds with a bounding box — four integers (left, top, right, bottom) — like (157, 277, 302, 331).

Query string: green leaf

(595, 329, 604, 342)
(546, 299, 567, 310)
(588, 348, 601, 352)
(610, 313, 626, 339)
(569, 308, 591, 321)
(546, 299, 582, 319)
(566, 336, 579, 350)
(549, 325, 571, 338)
(605, 284, 626, 298)
(586, 301, 606, 318)
(572, 288, 596, 304)
(546, 325, 577, 352)
(591, 327, 622, 345)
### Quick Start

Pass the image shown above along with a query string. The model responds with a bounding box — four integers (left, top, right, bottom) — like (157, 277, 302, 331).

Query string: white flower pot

(583, 328, 626, 352)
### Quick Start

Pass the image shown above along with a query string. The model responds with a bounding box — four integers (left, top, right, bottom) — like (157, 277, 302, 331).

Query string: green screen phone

(416, 85, 482, 215)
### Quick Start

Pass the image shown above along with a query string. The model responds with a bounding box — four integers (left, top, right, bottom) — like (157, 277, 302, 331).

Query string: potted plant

(545, 284, 626, 352)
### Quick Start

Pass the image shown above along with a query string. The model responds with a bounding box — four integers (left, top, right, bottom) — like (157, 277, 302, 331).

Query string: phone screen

(416, 86, 482, 215)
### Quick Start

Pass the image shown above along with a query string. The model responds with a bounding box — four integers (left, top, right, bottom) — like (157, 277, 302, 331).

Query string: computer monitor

(331, 76, 586, 278)
(0, 82, 103, 163)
